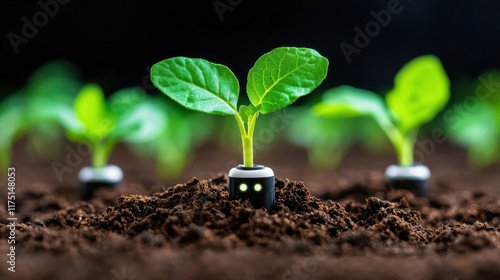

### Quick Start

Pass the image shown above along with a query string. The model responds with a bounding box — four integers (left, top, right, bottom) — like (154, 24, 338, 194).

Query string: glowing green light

(254, 183, 262, 192)
(239, 183, 248, 192)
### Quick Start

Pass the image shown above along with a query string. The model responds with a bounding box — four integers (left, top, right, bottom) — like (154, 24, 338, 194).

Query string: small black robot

(228, 165, 275, 211)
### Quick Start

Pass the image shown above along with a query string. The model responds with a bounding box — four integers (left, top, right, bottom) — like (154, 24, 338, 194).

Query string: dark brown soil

(1, 142, 500, 280)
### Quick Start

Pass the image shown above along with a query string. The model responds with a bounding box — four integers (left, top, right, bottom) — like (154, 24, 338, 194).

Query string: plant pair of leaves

(150, 47, 329, 166)
(313, 55, 450, 166)
(150, 47, 329, 117)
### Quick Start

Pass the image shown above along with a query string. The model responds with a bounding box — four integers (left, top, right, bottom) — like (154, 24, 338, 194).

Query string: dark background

(2, 0, 500, 99)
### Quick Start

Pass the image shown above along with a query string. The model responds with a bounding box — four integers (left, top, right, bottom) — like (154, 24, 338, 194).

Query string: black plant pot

(78, 165, 123, 200)
(384, 164, 430, 196)
(228, 165, 275, 211)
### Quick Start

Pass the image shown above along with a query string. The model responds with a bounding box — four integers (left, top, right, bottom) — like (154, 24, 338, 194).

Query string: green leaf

(313, 85, 393, 129)
(238, 104, 260, 123)
(74, 84, 115, 138)
(247, 47, 329, 114)
(386, 55, 450, 130)
(151, 57, 239, 115)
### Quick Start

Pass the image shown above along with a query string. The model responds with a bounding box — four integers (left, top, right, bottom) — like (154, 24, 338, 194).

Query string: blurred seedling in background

(60, 83, 166, 198)
(313, 55, 450, 195)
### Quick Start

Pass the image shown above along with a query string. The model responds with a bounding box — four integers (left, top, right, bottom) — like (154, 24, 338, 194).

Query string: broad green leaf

(238, 104, 260, 123)
(386, 55, 450, 130)
(313, 85, 394, 129)
(74, 84, 115, 138)
(151, 57, 239, 115)
(247, 47, 329, 114)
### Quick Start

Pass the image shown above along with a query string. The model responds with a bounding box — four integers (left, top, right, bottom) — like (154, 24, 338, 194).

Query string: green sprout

(313, 55, 450, 166)
(64, 84, 166, 168)
(151, 47, 328, 167)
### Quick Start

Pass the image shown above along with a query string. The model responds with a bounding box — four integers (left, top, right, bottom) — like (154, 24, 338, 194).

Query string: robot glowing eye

(239, 183, 248, 192)
(254, 183, 262, 192)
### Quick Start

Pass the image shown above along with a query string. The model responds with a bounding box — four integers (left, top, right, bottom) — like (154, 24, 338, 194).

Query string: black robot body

(228, 165, 275, 211)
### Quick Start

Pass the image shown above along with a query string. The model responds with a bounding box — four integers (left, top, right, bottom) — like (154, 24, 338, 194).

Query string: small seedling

(63, 84, 166, 199)
(151, 47, 328, 210)
(313, 55, 449, 195)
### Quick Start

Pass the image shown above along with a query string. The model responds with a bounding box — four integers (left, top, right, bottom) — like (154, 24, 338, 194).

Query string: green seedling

(313, 55, 449, 166)
(151, 47, 328, 167)
(64, 84, 166, 168)
(446, 70, 500, 166)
